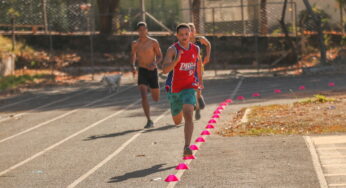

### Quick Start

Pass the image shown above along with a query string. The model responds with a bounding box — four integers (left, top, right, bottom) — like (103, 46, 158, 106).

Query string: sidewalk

(176, 134, 320, 188)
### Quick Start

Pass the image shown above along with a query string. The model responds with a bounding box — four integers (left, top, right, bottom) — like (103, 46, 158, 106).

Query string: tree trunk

(340, 1, 344, 34)
(260, 0, 268, 35)
(97, 0, 120, 35)
(302, 0, 327, 64)
(192, 0, 201, 33)
(280, 0, 297, 58)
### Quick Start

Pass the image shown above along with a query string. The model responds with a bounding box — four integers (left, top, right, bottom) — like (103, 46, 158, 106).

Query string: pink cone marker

(219, 102, 227, 106)
(216, 107, 224, 111)
(183, 155, 196, 160)
(165, 174, 179, 182)
(252, 93, 260, 97)
(189, 145, 199, 150)
(213, 110, 221, 115)
(212, 114, 220, 118)
(225, 99, 233, 103)
(208, 119, 217, 123)
(176, 163, 189, 170)
(299, 86, 305, 90)
(205, 124, 215, 129)
(274, 89, 282, 93)
(201, 130, 211, 135)
(329, 82, 335, 87)
(237, 96, 245, 100)
(195, 137, 205, 142)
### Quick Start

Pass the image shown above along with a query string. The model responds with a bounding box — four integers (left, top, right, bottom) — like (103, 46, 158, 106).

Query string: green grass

(0, 35, 35, 55)
(297, 94, 336, 104)
(0, 74, 49, 91)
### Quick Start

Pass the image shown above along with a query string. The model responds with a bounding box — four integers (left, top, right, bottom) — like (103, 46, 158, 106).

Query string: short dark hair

(136, 22, 147, 29)
(176, 23, 190, 33)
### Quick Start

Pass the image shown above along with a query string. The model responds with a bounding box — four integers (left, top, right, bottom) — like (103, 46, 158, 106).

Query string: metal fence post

(241, 0, 246, 35)
(212, 7, 217, 76)
(140, 0, 146, 22)
(11, 17, 16, 52)
(254, 4, 260, 74)
(42, 0, 48, 33)
(89, 4, 95, 80)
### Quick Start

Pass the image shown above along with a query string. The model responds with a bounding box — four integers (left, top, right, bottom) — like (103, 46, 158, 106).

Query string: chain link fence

(0, 0, 345, 76)
(1, 0, 344, 35)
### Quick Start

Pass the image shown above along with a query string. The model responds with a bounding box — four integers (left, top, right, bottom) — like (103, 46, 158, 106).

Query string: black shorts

(138, 68, 159, 89)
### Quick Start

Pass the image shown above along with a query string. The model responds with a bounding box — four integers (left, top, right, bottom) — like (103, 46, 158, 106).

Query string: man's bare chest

(136, 42, 154, 54)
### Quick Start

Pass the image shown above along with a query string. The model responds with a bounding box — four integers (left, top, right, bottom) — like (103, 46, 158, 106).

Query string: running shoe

(144, 120, 154, 128)
(183, 146, 193, 157)
(198, 96, 206, 110)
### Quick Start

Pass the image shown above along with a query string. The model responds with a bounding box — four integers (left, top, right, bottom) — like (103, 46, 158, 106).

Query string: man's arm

(162, 46, 181, 74)
(130, 41, 137, 72)
(197, 47, 203, 88)
(200, 37, 211, 65)
(153, 40, 163, 67)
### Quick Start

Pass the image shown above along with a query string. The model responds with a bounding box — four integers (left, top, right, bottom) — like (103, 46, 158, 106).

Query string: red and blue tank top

(165, 42, 200, 93)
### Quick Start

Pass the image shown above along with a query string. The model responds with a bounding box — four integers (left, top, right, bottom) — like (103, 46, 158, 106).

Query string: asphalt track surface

(1, 73, 346, 188)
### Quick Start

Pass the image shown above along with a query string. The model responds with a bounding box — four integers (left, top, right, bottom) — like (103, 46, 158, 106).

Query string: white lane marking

(304, 136, 328, 188)
(0, 89, 93, 124)
(230, 77, 244, 98)
(323, 164, 346, 167)
(320, 155, 346, 159)
(0, 96, 38, 110)
(329, 183, 346, 187)
(166, 139, 204, 188)
(318, 148, 346, 151)
(325, 174, 346, 177)
(320, 156, 346, 160)
(0, 86, 135, 144)
(67, 110, 171, 188)
(167, 78, 244, 188)
(0, 98, 141, 177)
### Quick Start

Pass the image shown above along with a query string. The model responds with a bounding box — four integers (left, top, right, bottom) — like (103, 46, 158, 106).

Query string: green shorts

(167, 88, 197, 116)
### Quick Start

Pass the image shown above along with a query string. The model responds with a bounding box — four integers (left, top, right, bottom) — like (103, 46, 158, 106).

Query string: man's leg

(183, 104, 194, 148)
(151, 88, 160, 102)
(195, 89, 201, 120)
(139, 84, 153, 128)
(172, 111, 183, 125)
(197, 89, 205, 109)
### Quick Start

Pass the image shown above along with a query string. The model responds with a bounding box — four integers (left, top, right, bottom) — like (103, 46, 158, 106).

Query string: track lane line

(0, 97, 141, 177)
(0, 86, 136, 144)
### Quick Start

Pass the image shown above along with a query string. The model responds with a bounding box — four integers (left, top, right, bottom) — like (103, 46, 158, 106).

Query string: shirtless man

(162, 23, 202, 157)
(131, 22, 163, 128)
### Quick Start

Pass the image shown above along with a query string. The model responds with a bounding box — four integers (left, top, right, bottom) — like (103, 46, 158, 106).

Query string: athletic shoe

(195, 108, 201, 120)
(144, 120, 154, 129)
(198, 96, 206, 110)
(183, 146, 193, 157)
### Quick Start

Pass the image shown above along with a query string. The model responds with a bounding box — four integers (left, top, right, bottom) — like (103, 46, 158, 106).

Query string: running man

(131, 22, 163, 128)
(188, 23, 211, 120)
(162, 23, 202, 157)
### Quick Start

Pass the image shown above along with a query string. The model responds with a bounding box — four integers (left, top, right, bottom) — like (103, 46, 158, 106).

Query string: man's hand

(147, 62, 157, 70)
(131, 65, 137, 78)
(203, 55, 210, 65)
(199, 80, 204, 89)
